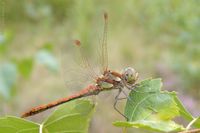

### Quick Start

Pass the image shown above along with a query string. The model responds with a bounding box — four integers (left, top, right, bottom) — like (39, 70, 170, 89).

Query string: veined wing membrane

(100, 12, 109, 73)
(59, 40, 98, 93)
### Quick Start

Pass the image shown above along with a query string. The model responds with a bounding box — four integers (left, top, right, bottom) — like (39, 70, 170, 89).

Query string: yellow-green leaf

(113, 120, 184, 132)
(0, 116, 39, 133)
(42, 100, 96, 133)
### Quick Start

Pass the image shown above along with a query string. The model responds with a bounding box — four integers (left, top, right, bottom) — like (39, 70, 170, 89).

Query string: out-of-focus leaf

(0, 116, 39, 133)
(35, 50, 59, 72)
(0, 30, 13, 45)
(0, 62, 17, 99)
(0, 33, 5, 44)
(25, 2, 52, 21)
(17, 58, 34, 79)
(41, 42, 54, 52)
(113, 120, 184, 132)
(0, 33, 7, 53)
(42, 100, 95, 133)
(0, 30, 13, 43)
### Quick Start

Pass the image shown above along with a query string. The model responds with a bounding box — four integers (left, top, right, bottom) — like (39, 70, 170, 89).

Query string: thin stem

(186, 117, 199, 130)
(179, 129, 200, 133)
(122, 127, 127, 133)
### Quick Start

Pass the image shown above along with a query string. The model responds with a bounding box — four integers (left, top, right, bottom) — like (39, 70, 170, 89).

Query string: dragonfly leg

(122, 81, 144, 93)
(127, 83, 155, 93)
(121, 89, 135, 107)
(126, 84, 139, 91)
(113, 89, 129, 120)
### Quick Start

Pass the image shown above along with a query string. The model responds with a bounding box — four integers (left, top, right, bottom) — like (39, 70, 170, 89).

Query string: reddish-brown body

(21, 70, 122, 118)
(21, 85, 98, 118)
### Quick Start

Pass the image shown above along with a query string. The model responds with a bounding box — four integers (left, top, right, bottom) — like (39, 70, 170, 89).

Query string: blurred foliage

(5, 0, 74, 23)
(0, 28, 58, 100)
(0, 62, 17, 99)
(35, 49, 59, 72)
(17, 58, 33, 79)
(115, 0, 200, 92)
(0, 30, 13, 55)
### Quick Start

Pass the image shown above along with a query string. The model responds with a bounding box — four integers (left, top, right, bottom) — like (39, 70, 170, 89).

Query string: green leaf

(192, 117, 200, 128)
(115, 78, 184, 132)
(0, 116, 39, 133)
(0, 100, 95, 133)
(186, 117, 200, 129)
(35, 50, 59, 72)
(173, 95, 193, 121)
(113, 120, 184, 132)
(0, 62, 17, 99)
(124, 78, 179, 121)
(172, 92, 200, 128)
(42, 100, 95, 133)
(17, 58, 34, 78)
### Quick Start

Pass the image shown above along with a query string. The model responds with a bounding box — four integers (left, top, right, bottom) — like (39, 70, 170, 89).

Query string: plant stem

(122, 127, 127, 133)
(179, 129, 200, 133)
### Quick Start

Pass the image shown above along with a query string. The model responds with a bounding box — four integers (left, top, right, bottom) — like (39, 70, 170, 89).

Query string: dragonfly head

(122, 67, 138, 85)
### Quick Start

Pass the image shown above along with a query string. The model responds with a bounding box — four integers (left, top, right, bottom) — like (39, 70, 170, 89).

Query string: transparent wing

(100, 12, 109, 73)
(59, 40, 98, 94)
(58, 13, 108, 94)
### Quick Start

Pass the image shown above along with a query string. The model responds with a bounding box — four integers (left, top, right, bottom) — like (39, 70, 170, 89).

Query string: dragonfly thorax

(96, 70, 122, 89)
(96, 67, 138, 90)
(121, 67, 138, 86)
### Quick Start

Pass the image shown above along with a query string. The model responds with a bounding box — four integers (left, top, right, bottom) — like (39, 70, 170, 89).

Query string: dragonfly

(21, 13, 139, 119)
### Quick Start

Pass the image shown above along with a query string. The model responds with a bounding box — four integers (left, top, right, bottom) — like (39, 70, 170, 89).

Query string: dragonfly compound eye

(122, 67, 139, 85)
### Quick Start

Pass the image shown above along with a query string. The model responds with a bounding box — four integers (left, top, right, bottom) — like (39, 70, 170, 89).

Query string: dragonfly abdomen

(21, 85, 99, 118)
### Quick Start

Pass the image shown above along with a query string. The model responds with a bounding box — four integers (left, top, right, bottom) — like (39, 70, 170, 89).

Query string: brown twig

(179, 129, 200, 133)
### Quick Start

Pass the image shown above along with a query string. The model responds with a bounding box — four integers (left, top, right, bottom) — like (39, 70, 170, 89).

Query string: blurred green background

(0, 0, 200, 132)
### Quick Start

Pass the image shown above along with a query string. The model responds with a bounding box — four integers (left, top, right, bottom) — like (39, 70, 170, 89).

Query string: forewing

(59, 40, 96, 94)
(100, 12, 109, 73)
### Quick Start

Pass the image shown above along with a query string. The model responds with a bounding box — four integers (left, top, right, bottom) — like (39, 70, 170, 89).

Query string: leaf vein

(44, 113, 80, 127)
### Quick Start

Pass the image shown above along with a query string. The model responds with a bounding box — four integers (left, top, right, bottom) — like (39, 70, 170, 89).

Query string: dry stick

(179, 129, 200, 133)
